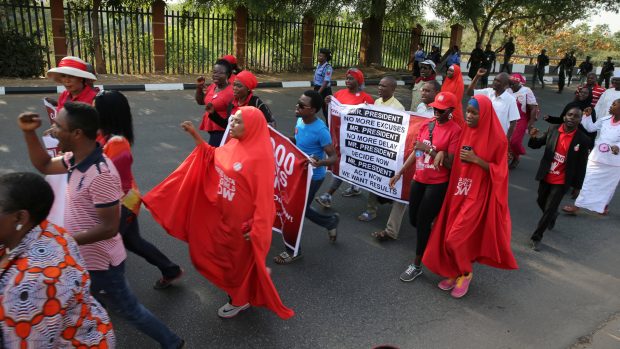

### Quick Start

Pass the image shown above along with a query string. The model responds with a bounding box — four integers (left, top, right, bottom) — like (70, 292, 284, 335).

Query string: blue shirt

(295, 117, 332, 180)
(414, 49, 425, 62)
(447, 52, 461, 67)
(313, 62, 333, 87)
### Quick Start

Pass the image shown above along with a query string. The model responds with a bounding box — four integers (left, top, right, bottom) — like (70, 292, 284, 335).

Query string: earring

(16, 224, 23, 231)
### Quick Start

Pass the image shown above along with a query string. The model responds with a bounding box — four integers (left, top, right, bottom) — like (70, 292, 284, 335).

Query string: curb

(0, 74, 560, 95)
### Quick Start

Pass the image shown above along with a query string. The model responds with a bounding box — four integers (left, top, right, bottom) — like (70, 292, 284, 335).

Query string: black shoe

(530, 239, 541, 251)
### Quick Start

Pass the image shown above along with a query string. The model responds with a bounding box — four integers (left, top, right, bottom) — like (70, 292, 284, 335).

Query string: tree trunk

(365, 0, 386, 66)
(91, 0, 107, 74)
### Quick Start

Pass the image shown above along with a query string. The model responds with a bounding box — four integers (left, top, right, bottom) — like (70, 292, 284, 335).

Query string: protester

(17, 104, 184, 348)
(532, 49, 549, 89)
(598, 57, 615, 89)
(508, 73, 539, 169)
(577, 72, 606, 108)
(445, 45, 461, 72)
(577, 56, 594, 84)
(409, 60, 437, 111)
(195, 59, 235, 146)
(313, 48, 334, 122)
(390, 91, 462, 281)
(221, 54, 241, 83)
(563, 99, 620, 216)
(413, 44, 426, 78)
(94, 90, 184, 289)
(481, 44, 496, 88)
(143, 106, 294, 320)
(227, 70, 275, 126)
(422, 95, 518, 298)
(356, 77, 408, 241)
(496, 37, 515, 73)
(46, 56, 98, 110)
(554, 53, 571, 94)
(467, 68, 520, 138)
(566, 51, 577, 87)
(426, 44, 441, 65)
(316, 68, 374, 207)
(274, 90, 340, 264)
(0, 172, 115, 348)
(594, 71, 620, 119)
(440, 64, 465, 127)
(467, 42, 485, 81)
(545, 86, 598, 148)
(527, 108, 590, 251)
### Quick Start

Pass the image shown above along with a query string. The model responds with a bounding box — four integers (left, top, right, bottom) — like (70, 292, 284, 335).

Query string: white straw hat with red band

(47, 56, 97, 81)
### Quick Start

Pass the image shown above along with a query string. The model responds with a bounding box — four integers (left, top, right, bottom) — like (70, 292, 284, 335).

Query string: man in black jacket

(527, 107, 590, 251)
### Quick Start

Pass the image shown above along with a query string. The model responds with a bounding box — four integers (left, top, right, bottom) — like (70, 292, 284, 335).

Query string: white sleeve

(581, 114, 603, 133)
(526, 88, 538, 105)
(508, 99, 520, 122)
(594, 92, 606, 118)
(473, 88, 490, 97)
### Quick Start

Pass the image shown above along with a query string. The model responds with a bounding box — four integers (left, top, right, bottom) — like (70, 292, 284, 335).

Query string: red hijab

(144, 107, 294, 319)
(422, 95, 517, 277)
(441, 64, 465, 127)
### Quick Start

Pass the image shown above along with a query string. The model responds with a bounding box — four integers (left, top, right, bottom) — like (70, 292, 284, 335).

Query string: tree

(431, 0, 620, 47)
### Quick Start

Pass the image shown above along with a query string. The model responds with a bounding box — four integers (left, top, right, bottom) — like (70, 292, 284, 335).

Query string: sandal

(370, 230, 396, 242)
(357, 211, 377, 222)
(273, 251, 302, 265)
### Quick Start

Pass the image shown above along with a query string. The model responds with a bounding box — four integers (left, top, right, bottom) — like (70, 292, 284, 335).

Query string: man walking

(481, 43, 496, 88)
(577, 56, 593, 84)
(532, 49, 549, 89)
(527, 107, 590, 251)
(599, 57, 615, 89)
(566, 51, 577, 87)
(497, 37, 515, 73)
(467, 42, 485, 81)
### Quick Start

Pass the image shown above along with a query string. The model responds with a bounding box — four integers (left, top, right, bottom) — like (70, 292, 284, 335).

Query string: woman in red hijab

(227, 70, 275, 126)
(422, 95, 518, 299)
(441, 64, 465, 128)
(143, 106, 294, 320)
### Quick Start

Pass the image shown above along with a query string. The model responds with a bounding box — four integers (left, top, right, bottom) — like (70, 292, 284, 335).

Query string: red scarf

(143, 107, 294, 319)
(422, 95, 518, 277)
(415, 72, 437, 84)
(441, 64, 465, 128)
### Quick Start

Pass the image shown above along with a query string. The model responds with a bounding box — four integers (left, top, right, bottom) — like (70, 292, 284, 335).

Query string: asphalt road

(1, 83, 619, 349)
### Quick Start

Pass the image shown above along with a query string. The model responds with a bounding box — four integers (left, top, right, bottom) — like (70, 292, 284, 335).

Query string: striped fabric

(62, 146, 127, 271)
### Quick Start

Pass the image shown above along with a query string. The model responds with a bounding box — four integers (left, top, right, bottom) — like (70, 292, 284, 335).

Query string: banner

(41, 99, 67, 226)
(329, 98, 433, 203)
(222, 126, 312, 257)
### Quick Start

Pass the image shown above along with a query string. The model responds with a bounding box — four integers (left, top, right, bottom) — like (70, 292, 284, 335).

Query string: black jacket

(528, 125, 590, 189)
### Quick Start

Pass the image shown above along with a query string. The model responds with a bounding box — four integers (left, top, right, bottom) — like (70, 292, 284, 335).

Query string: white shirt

(594, 89, 620, 120)
(474, 88, 520, 134)
(509, 86, 538, 114)
(415, 103, 435, 117)
(581, 114, 620, 167)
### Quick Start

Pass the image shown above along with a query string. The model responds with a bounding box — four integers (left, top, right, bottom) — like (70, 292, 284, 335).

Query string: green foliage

(0, 30, 47, 77)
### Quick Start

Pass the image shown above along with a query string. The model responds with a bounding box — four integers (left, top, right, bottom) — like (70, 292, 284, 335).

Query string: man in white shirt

(467, 68, 520, 139)
(416, 80, 441, 117)
(595, 71, 620, 118)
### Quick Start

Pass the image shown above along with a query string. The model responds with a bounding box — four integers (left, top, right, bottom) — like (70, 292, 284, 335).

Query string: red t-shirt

(57, 85, 98, 111)
(413, 119, 462, 184)
(199, 83, 234, 132)
(544, 124, 577, 184)
(333, 89, 374, 105)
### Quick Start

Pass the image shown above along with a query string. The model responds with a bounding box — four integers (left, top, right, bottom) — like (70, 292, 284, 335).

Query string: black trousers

(532, 67, 545, 87)
(558, 72, 566, 92)
(531, 181, 568, 241)
(409, 180, 449, 256)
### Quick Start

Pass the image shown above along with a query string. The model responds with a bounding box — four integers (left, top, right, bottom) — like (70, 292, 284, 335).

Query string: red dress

(144, 107, 293, 319)
(440, 64, 465, 129)
(422, 95, 518, 277)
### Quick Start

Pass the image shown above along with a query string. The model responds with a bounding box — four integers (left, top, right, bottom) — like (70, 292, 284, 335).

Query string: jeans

(208, 130, 225, 146)
(120, 206, 181, 279)
(409, 180, 449, 256)
(531, 181, 568, 242)
(306, 178, 338, 230)
(90, 263, 182, 349)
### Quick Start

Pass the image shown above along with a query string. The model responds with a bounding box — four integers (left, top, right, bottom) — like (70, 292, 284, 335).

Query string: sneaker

(357, 210, 376, 222)
(530, 239, 541, 251)
(315, 193, 332, 208)
(341, 186, 362, 197)
(400, 264, 423, 282)
(450, 273, 473, 298)
(438, 278, 456, 291)
(153, 268, 184, 290)
(217, 302, 250, 318)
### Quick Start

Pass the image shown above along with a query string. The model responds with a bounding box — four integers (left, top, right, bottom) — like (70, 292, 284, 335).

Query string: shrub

(0, 30, 47, 77)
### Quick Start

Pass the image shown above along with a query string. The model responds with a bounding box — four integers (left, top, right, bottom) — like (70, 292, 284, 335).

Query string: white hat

(420, 59, 437, 72)
(47, 56, 97, 81)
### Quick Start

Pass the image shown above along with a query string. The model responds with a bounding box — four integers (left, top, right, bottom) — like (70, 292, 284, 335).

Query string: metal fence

(165, 9, 234, 74)
(0, 0, 52, 70)
(419, 31, 449, 55)
(382, 27, 411, 70)
(64, 3, 153, 75)
(246, 16, 303, 73)
(314, 19, 362, 69)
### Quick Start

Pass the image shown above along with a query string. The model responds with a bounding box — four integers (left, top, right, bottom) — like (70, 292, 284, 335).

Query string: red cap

(221, 54, 237, 65)
(429, 91, 457, 110)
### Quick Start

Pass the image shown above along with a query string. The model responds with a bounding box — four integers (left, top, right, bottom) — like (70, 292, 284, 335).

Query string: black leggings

(408, 180, 449, 257)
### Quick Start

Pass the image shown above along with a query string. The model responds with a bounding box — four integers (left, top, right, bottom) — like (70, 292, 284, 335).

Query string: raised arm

(17, 112, 67, 175)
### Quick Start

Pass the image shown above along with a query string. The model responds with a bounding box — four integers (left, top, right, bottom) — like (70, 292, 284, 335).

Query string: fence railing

(382, 27, 411, 70)
(165, 9, 234, 74)
(246, 16, 303, 73)
(0, 0, 52, 70)
(314, 20, 362, 69)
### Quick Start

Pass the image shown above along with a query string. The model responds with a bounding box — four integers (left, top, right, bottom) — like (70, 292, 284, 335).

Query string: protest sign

(329, 98, 433, 203)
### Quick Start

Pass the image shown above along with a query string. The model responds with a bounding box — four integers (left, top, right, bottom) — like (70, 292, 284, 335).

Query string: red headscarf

(221, 54, 237, 65)
(143, 107, 294, 319)
(441, 64, 465, 128)
(235, 70, 258, 91)
(422, 95, 517, 278)
(347, 68, 365, 87)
